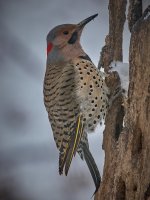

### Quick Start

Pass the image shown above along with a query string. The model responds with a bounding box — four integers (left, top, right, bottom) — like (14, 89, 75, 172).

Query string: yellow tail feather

(65, 114, 84, 175)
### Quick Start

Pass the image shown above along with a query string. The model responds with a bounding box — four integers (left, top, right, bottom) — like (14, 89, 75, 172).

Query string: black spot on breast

(68, 31, 78, 44)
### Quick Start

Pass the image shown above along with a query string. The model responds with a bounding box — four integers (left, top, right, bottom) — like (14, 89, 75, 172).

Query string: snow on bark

(109, 61, 129, 96)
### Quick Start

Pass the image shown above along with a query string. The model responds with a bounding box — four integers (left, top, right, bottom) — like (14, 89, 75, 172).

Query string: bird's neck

(47, 43, 87, 65)
(61, 43, 86, 61)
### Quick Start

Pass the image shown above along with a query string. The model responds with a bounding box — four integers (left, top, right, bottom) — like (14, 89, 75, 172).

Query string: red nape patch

(47, 42, 53, 55)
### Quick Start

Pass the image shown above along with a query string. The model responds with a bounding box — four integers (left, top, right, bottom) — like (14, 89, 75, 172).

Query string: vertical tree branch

(98, 0, 127, 71)
(95, 0, 127, 199)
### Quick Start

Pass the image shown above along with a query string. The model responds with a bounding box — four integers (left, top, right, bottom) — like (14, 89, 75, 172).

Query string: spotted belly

(74, 59, 109, 132)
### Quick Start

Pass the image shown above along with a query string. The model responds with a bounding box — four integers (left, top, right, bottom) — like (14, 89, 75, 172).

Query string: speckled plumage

(74, 58, 109, 131)
(43, 14, 109, 193)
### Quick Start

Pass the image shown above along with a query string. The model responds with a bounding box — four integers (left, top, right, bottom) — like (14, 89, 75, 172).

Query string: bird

(43, 13, 109, 194)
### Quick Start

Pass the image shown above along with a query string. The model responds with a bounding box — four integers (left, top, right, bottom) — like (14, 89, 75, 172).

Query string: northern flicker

(44, 14, 109, 193)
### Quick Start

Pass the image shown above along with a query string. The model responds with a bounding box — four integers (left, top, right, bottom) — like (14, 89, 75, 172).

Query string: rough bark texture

(95, 0, 127, 199)
(95, 4, 150, 200)
(128, 0, 143, 32)
(98, 0, 127, 72)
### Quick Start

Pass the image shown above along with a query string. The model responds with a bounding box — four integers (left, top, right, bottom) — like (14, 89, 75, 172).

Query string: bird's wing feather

(57, 64, 85, 175)
(44, 62, 84, 175)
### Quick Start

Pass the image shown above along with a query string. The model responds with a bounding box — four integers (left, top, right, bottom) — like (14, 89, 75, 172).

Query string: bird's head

(46, 14, 98, 64)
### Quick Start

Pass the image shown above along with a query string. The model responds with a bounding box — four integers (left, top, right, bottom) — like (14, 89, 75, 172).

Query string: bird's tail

(82, 143, 101, 194)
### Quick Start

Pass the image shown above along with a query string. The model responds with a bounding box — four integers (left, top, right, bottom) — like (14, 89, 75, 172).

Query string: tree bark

(95, 3, 150, 200)
(95, 0, 127, 199)
(128, 0, 142, 32)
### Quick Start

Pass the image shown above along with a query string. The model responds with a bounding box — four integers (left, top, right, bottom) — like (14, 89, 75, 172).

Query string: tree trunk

(95, 0, 127, 198)
(95, 2, 150, 200)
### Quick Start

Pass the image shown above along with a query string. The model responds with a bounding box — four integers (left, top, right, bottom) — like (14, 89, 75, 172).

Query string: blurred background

(0, 0, 149, 199)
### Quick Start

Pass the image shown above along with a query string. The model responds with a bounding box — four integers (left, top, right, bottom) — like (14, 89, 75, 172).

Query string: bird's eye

(63, 31, 69, 35)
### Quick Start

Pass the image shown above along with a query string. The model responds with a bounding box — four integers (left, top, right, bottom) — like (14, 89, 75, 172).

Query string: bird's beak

(78, 14, 98, 29)
(68, 14, 98, 44)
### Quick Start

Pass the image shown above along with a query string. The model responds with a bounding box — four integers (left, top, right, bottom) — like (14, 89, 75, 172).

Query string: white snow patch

(109, 61, 129, 96)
